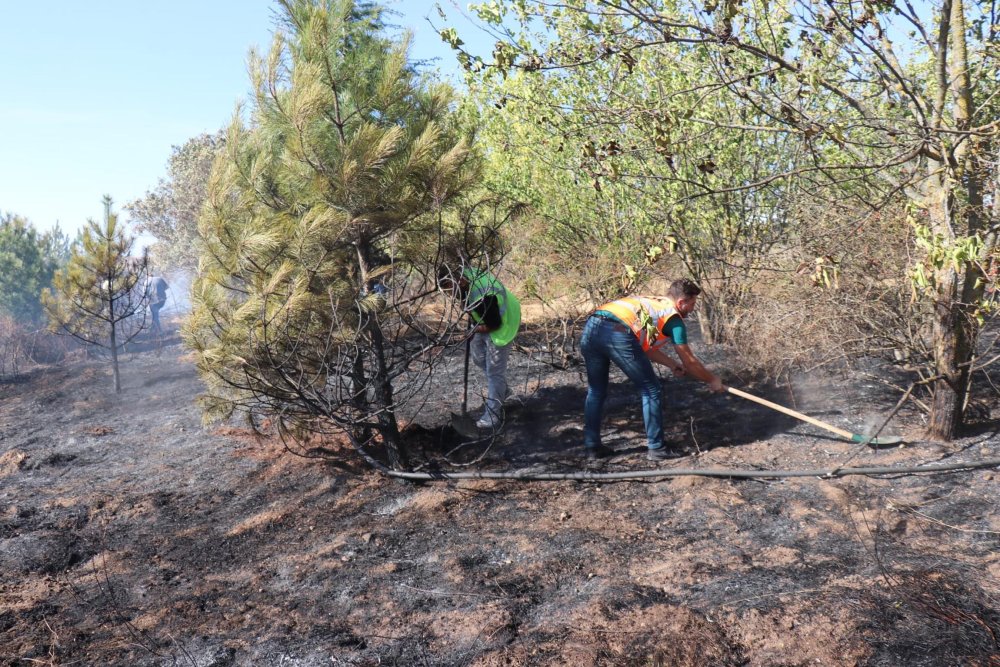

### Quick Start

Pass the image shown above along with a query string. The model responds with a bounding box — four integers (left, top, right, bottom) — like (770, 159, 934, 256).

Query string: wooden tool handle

(726, 386, 855, 440)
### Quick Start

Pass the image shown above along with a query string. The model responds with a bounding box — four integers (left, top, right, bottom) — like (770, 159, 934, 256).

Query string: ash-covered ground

(2, 321, 999, 666)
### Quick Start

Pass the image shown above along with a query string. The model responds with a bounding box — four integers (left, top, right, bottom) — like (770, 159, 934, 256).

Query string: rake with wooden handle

(726, 386, 903, 446)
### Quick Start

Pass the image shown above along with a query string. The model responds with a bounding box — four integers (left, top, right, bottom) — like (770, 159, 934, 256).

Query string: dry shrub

(725, 290, 853, 379)
(501, 194, 928, 385)
(503, 212, 677, 306)
(504, 216, 695, 369)
(0, 316, 74, 380)
(500, 215, 595, 365)
(0, 315, 26, 379)
(23, 327, 70, 364)
(725, 200, 922, 379)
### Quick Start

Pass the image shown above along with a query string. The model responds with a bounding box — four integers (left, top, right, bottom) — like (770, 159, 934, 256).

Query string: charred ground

(2, 322, 999, 666)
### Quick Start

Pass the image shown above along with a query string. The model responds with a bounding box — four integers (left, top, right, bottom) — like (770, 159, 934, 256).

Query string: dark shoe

(586, 444, 614, 460)
(647, 446, 684, 461)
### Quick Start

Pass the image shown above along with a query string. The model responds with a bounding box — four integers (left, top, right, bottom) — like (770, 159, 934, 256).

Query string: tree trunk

(927, 268, 964, 439)
(925, 0, 985, 440)
(109, 319, 121, 394)
(349, 351, 371, 446)
(697, 295, 720, 344)
(355, 239, 407, 470)
(367, 317, 407, 470)
(925, 192, 982, 440)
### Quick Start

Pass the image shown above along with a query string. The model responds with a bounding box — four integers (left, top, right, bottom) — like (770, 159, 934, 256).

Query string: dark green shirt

(662, 314, 687, 345)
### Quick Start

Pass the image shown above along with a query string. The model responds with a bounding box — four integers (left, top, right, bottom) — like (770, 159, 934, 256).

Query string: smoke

(787, 371, 897, 439)
(161, 269, 193, 315)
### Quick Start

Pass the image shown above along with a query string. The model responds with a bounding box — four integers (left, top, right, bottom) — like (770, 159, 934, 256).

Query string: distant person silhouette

(146, 276, 169, 336)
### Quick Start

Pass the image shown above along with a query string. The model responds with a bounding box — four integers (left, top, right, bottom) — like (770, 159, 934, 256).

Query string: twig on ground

(689, 416, 701, 455)
(717, 588, 827, 609)
(887, 502, 1000, 534)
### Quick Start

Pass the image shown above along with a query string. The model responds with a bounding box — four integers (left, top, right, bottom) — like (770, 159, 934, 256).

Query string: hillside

(2, 328, 999, 666)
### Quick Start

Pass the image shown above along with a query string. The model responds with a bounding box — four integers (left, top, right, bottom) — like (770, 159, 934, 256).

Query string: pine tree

(186, 0, 479, 470)
(0, 215, 63, 326)
(43, 196, 149, 393)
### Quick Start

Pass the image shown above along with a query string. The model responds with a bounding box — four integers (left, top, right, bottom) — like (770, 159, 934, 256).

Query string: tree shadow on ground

(408, 378, 818, 471)
(398, 315, 922, 471)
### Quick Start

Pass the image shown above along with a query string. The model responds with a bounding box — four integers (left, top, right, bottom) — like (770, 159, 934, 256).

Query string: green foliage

(187, 0, 479, 468)
(43, 196, 149, 392)
(461, 7, 803, 326)
(126, 132, 225, 272)
(0, 214, 70, 325)
(910, 217, 986, 298)
(451, 0, 999, 433)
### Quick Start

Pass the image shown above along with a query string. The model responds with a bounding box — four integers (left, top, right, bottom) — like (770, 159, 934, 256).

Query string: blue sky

(0, 1, 479, 236)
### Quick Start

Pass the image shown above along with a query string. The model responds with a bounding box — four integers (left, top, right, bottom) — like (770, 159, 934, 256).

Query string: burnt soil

(2, 321, 999, 666)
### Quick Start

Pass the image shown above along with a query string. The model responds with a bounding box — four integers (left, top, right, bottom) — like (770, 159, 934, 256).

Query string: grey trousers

(470, 332, 511, 419)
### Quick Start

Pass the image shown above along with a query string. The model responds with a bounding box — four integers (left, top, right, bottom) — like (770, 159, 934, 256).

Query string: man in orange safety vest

(580, 278, 725, 461)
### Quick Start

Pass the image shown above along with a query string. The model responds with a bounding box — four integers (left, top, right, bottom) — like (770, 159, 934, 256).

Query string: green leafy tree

(43, 196, 149, 393)
(186, 0, 479, 470)
(451, 7, 806, 345)
(449, 0, 999, 439)
(125, 131, 225, 272)
(0, 214, 70, 326)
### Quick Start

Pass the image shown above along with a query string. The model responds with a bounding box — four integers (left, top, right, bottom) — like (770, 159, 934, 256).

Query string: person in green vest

(438, 264, 521, 430)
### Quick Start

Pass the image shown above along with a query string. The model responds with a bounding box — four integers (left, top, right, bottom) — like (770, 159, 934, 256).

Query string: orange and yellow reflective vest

(596, 296, 679, 352)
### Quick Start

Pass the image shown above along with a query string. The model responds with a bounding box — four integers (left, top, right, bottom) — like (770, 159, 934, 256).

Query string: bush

(0, 315, 25, 379)
(726, 201, 923, 380)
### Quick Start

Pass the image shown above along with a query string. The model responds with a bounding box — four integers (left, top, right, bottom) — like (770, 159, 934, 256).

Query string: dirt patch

(0, 450, 26, 477)
(1, 328, 999, 666)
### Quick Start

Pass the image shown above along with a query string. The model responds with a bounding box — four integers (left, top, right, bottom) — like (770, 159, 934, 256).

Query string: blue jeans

(580, 316, 663, 450)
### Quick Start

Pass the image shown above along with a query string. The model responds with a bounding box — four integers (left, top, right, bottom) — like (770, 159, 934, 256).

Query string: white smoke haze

(787, 371, 860, 435)
(133, 232, 193, 315)
(161, 269, 193, 315)
(782, 372, 901, 441)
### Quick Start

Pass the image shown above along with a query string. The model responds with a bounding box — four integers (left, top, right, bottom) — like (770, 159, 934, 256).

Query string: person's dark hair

(437, 264, 464, 288)
(667, 278, 701, 300)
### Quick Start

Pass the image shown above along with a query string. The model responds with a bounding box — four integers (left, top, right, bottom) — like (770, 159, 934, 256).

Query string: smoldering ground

(1, 320, 999, 666)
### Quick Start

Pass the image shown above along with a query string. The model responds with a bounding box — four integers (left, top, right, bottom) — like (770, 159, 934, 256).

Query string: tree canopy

(126, 131, 226, 272)
(43, 196, 149, 393)
(0, 214, 70, 326)
(186, 0, 480, 469)
(439, 0, 999, 438)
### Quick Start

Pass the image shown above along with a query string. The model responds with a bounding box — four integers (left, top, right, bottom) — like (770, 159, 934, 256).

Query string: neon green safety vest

(463, 268, 520, 347)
